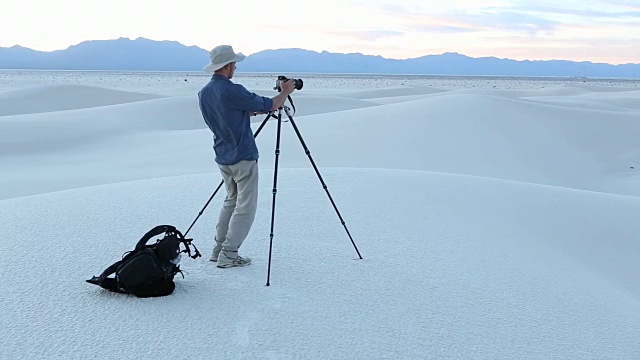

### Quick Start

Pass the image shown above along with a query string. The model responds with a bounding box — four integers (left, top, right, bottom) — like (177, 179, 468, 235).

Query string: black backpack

(86, 225, 201, 298)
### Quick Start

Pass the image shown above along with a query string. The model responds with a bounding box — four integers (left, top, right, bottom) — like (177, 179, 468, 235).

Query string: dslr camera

(274, 75, 303, 92)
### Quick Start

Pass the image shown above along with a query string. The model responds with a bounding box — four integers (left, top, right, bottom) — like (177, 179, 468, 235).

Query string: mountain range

(1, 37, 639, 78)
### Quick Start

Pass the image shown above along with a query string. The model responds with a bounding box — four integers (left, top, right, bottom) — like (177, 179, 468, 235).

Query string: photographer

(198, 45, 296, 268)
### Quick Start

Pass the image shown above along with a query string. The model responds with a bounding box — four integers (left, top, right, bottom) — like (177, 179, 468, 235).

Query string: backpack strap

(135, 225, 176, 251)
(86, 250, 137, 292)
(137, 225, 201, 259)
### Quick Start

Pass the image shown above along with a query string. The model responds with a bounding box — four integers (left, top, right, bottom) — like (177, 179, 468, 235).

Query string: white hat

(203, 45, 246, 73)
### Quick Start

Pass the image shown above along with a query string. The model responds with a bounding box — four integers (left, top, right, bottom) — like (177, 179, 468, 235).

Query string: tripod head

(268, 97, 294, 120)
(282, 105, 293, 120)
(263, 105, 292, 121)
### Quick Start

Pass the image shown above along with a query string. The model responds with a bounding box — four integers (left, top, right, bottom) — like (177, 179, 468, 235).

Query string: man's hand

(280, 79, 296, 95)
(270, 80, 297, 111)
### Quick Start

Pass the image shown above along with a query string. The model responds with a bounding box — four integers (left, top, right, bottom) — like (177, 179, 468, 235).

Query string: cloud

(504, 2, 640, 19)
(413, 24, 478, 34)
(329, 30, 404, 41)
(456, 10, 561, 33)
(366, 0, 639, 36)
(398, 11, 561, 36)
(379, 4, 409, 14)
(362, 2, 562, 35)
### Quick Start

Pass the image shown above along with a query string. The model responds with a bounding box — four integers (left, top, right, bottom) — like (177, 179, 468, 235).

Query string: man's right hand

(270, 79, 297, 111)
(280, 79, 296, 95)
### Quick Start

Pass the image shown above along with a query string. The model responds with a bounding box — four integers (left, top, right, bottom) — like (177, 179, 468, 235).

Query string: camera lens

(274, 76, 303, 91)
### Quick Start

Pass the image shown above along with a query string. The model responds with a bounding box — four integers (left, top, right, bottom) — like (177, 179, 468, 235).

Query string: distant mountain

(0, 37, 207, 71)
(1, 37, 639, 78)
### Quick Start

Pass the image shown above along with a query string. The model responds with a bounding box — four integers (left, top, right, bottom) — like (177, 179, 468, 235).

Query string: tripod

(185, 98, 363, 285)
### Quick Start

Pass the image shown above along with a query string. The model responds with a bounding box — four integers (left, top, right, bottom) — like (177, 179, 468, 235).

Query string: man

(198, 45, 295, 268)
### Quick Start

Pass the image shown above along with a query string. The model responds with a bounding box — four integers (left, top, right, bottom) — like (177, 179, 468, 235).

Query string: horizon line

(0, 69, 638, 80)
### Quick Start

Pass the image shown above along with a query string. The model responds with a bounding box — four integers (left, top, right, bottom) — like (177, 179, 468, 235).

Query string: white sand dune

(0, 96, 205, 153)
(1, 72, 639, 359)
(0, 84, 165, 116)
(336, 85, 446, 99)
(1, 168, 639, 359)
(0, 95, 379, 158)
(346, 84, 640, 111)
(1, 81, 639, 200)
(453, 84, 639, 100)
(522, 90, 640, 111)
(366, 93, 445, 105)
(255, 91, 640, 194)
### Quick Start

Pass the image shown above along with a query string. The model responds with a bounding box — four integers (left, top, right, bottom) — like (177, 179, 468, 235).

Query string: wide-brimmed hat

(203, 45, 246, 73)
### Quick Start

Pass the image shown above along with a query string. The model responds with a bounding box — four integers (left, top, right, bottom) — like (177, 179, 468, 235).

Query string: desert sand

(1, 70, 639, 359)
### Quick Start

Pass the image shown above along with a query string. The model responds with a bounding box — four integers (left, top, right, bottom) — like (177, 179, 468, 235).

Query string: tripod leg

(185, 180, 224, 237)
(253, 112, 278, 138)
(283, 108, 363, 260)
(266, 108, 284, 286)
(184, 112, 276, 237)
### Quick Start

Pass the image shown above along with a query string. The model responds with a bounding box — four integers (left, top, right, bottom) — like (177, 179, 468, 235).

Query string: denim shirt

(198, 75, 274, 165)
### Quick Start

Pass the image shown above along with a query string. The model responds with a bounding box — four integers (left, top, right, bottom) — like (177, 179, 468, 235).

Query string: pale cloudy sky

(1, 0, 638, 64)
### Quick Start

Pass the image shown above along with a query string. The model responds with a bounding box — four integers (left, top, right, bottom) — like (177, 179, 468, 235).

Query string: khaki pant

(214, 160, 259, 259)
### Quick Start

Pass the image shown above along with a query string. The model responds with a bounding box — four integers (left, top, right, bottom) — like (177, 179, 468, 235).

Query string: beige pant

(214, 160, 259, 259)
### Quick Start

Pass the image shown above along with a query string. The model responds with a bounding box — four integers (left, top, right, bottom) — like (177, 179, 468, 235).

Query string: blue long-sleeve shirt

(198, 75, 274, 165)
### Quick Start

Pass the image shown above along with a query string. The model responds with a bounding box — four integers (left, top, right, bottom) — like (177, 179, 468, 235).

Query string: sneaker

(216, 254, 251, 268)
(210, 252, 219, 262)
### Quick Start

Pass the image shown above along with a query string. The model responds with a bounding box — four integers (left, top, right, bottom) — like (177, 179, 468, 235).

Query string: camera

(274, 75, 303, 92)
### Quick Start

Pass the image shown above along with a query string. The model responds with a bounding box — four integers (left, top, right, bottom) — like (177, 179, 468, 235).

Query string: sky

(1, 0, 639, 64)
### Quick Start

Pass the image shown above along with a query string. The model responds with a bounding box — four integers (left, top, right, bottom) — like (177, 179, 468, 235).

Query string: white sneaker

(216, 254, 251, 268)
